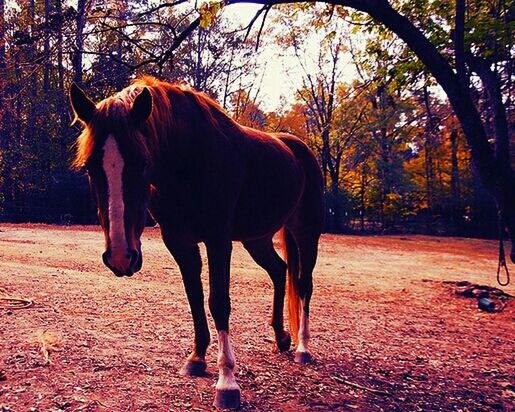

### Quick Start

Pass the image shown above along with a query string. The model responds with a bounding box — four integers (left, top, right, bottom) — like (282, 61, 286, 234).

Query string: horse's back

(144, 80, 323, 241)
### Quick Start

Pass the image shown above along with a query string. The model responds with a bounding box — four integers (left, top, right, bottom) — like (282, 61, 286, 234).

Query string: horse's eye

(130, 160, 148, 169)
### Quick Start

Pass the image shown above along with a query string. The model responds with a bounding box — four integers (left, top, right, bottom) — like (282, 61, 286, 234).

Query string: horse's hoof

(214, 388, 241, 410)
(180, 359, 208, 377)
(276, 332, 291, 352)
(294, 351, 313, 364)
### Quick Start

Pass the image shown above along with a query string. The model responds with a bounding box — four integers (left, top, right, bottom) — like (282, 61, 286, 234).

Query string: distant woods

(0, 0, 259, 223)
(0, 1, 512, 240)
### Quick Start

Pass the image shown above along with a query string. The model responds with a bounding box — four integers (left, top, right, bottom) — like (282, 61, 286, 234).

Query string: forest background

(0, 0, 512, 238)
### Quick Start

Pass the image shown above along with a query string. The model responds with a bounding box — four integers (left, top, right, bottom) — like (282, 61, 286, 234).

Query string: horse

(69, 76, 324, 409)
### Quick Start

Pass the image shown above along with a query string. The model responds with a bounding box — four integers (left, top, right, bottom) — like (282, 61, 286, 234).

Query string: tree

(231, 88, 267, 128)
(286, 24, 346, 230)
(0, 0, 5, 122)
(164, 18, 259, 103)
(0, 0, 268, 223)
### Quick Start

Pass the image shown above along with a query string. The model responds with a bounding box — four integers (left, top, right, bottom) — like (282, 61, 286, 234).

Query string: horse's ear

(131, 87, 152, 124)
(69, 83, 96, 124)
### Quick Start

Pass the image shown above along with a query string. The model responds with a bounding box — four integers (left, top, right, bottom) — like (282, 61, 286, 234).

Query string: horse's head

(69, 83, 153, 277)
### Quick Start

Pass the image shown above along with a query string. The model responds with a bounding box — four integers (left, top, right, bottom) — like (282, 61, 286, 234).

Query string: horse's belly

(232, 160, 303, 240)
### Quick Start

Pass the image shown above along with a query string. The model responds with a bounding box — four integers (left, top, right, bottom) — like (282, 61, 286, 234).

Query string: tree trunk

(0, 0, 5, 127)
(450, 129, 461, 231)
(422, 85, 436, 225)
(74, 0, 87, 85)
(115, 0, 129, 88)
(424, 140, 433, 214)
(28, 0, 37, 93)
(222, 47, 235, 109)
(321, 128, 330, 190)
(465, 55, 510, 168)
(454, 0, 467, 89)
(56, 0, 64, 90)
(43, 0, 51, 92)
(360, 169, 366, 232)
(328, 151, 342, 232)
(194, 29, 203, 90)
(329, 176, 341, 232)
(26, 0, 40, 192)
(0, 0, 10, 215)
(11, 53, 23, 211)
(0, 0, 5, 105)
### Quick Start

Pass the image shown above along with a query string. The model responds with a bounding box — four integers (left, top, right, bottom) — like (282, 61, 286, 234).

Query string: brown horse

(69, 76, 324, 409)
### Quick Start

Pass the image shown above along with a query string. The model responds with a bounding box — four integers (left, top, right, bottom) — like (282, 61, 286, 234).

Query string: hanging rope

(497, 212, 510, 286)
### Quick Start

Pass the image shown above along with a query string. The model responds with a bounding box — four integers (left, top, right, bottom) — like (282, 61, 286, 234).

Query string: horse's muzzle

(102, 248, 142, 277)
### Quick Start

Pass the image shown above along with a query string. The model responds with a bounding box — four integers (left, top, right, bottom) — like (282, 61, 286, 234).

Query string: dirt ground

(0, 224, 514, 411)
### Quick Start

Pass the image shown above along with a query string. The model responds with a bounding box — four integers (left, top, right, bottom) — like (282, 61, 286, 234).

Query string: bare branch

(158, 16, 201, 67)
(254, 5, 272, 50)
(242, 5, 268, 41)
(138, 0, 189, 18)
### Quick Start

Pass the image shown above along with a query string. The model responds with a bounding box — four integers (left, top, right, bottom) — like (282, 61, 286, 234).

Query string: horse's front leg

(164, 238, 210, 376)
(206, 239, 240, 409)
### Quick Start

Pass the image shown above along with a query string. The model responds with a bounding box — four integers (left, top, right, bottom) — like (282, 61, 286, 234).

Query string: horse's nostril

(129, 250, 139, 267)
(102, 251, 111, 267)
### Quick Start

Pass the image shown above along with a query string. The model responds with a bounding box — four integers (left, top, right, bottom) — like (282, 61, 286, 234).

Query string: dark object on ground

(455, 281, 511, 312)
(478, 298, 496, 312)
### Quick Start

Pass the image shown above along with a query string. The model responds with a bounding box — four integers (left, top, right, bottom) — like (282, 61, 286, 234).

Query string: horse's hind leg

(162, 236, 210, 376)
(287, 228, 319, 364)
(243, 237, 291, 352)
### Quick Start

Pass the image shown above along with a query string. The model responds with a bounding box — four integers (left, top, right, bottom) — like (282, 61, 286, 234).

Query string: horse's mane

(72, 76, 241, 170)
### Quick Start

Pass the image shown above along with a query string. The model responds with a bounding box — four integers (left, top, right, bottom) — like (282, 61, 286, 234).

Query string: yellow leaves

(199, 1, 223, 29)
(292, 2, 316, 12)
(335, 5, 349, 19)
(324, 30, 337, 44)
(33, 329, 62, 365)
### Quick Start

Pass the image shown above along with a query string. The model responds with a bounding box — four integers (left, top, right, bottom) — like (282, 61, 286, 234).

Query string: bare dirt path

(0, 224, 513, 411)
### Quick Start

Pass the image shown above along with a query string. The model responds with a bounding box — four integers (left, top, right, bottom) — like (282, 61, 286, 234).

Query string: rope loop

(497, 211, 510, 286)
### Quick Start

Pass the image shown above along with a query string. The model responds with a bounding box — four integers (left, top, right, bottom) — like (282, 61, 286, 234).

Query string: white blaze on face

(102, 135, 128, 261)
(297, 298, 310, 353)
(216, 331, 239, 391)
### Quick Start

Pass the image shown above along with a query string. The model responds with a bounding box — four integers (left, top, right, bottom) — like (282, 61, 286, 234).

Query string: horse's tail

(281, 228, 301, 344)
